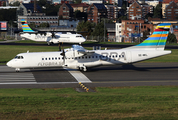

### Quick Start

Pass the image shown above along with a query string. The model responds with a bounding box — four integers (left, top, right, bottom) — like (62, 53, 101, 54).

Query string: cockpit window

(76, 36, 82, 37)
(14, 56, 24, 59)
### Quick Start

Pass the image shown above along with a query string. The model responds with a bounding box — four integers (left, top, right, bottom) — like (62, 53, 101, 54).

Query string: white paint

(64, 68, 92, 83)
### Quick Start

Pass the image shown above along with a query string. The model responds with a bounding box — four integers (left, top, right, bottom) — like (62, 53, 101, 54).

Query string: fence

(84, 36, 117, 42)
(0, 32, 22, 41)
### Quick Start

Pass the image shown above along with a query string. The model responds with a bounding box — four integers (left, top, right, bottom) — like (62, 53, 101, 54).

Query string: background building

(121, 20, 153, 43)
(16, 3, 43, 16)
(87, 3, 107, 24)
(128, 1, 142, 20)
(165, 1, 178, 20)
(58, 3, 74, 19)
(105, 4, 118, 20)
(18, 16, 58, 28)
(115, 22, 122, 42)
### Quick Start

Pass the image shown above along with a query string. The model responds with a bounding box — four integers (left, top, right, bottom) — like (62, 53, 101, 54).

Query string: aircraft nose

(83, 38, 86, 42)
(6, 61, 12, 67)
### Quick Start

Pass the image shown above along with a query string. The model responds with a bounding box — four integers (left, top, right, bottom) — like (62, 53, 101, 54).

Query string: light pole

(104, 18, 105, 42)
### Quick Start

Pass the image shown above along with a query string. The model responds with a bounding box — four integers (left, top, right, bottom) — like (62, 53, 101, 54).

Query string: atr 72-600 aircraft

(20, 19, 86, 45)
(7, 23, 171, 72)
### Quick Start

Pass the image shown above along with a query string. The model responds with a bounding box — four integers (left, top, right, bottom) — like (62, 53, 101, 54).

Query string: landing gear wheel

(47, 42, 51, 46)
(15, 68, 20, 72)
(79, 66, 87, 72)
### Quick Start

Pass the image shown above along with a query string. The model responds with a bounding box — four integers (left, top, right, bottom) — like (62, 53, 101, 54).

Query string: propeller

(51, 29, 56, 38)
(60, 47, 66, 66)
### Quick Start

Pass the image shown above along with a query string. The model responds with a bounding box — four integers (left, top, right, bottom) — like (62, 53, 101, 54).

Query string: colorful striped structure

(21, 19, 35, 33)
(135, 23, 171, 50)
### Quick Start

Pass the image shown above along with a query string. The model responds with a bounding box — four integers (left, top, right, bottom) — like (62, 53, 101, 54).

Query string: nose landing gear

(15, 68, 20, 72)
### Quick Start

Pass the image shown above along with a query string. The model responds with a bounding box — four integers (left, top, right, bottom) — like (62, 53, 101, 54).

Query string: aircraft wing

(72, 45, 95, 55)
(64, 45, 95, 58)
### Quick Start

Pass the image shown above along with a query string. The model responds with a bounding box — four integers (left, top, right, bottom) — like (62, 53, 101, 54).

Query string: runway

(0, 63, 178, 88)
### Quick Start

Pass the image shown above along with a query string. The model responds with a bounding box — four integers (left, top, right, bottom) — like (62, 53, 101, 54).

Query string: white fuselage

(6, 49, 171, 70)
(20, 32, 86, 44)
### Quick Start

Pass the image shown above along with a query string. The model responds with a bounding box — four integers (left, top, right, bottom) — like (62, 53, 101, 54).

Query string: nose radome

(6, 61, 12, 67)
(6, 61, 10, 66)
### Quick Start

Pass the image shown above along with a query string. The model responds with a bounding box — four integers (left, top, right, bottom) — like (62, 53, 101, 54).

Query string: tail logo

(21, 19, 35, 33)
(136, 23, 171, 50)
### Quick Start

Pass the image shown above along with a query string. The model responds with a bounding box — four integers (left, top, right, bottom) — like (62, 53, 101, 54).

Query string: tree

(29, 23, 36, 29)
(153, 4, 162, 18)
(39, 22, 49, 28)
(101, 18, 114, 23)
(117, 15, 127, 22)
(74, 0, 82, 4)
(167, 33, 177, 43)
(9, 1, 20, 6)
(37, 0, 47, 7)
(77, 21, 93, 36)
(91, 21, 107, 42)
(0, 9, 17, 27)
(41, 3, 60, 16)
(145, 13, 154, 19)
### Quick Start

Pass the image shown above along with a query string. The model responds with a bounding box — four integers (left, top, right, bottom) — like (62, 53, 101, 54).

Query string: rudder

(21, 19, 35, 33)
(136, 23, 171, 50)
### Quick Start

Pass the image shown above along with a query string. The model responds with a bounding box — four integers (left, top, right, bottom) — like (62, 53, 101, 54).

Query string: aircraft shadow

(30, 68, 65, 72)
(87, 64, 178, 72)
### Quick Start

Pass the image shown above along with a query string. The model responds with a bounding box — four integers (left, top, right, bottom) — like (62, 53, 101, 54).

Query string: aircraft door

(126, 51, 132, 63)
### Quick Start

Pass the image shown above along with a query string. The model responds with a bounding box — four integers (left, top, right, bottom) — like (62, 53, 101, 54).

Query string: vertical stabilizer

(128, 23, 171, 50)
(21, 19, 35, 33)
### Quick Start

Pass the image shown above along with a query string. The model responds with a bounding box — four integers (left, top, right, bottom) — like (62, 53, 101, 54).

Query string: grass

(0, 86, 178, 119)
(14, 40, 47, 44)
(141, 49, 178, 63)
(0, 45, 59, 64)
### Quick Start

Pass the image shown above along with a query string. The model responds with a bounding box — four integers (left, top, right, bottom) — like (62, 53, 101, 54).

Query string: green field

(0, 86, 178, 120)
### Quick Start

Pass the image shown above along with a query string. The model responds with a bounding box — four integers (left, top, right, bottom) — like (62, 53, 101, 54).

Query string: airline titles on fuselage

(38, 62, 61, 66)
(35, 34, 46, 40)
(37, 52, 127, 67)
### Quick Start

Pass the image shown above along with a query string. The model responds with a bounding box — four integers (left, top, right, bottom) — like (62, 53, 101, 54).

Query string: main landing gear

(47, 42, 53, 46)
(58, 43, 63, 51)
(78, 65, 87, 72)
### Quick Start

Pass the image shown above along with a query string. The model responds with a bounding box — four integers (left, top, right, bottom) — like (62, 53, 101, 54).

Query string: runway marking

(0, 82, 37, 85)
(0, 66, 36, 83)
(0, 82, 78, 85)
(64, 68, 92, 83)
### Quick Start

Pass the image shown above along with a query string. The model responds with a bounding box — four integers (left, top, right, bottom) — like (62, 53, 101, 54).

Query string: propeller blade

(60, 49, 66, 65)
